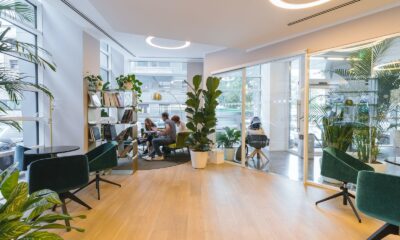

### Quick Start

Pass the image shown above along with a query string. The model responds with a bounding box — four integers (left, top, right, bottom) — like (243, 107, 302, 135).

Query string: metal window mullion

(241, 68, 247, 167)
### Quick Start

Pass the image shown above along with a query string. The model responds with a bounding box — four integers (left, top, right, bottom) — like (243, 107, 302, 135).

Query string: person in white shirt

(247, 116, 265, 136)
(171, 115, 187, 132)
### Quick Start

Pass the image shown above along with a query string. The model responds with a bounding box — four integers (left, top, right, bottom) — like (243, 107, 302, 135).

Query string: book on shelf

(102, 92, 124, 107)
(120, 109, 133, 123)
(103, 124, 117, 141)
(88, 92, 102, 107)
(89, 126, 101, 142)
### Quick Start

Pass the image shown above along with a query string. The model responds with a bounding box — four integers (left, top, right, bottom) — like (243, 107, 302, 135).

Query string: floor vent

(288, 0, 362, 26)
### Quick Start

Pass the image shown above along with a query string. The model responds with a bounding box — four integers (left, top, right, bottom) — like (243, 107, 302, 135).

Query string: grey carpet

(138, 151, 190, 170)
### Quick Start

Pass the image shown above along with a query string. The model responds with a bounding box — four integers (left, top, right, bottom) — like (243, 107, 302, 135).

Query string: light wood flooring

(57, 163, 398, 240)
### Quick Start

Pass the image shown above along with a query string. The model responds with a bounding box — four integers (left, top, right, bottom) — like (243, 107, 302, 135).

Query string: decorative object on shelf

(0, 1, 55, 131)
(0, 164, 85, 238)
(85, 74, 103, 91)
(343, 98, 355, 122)
(116, 74, 143, 98)
(185, 75, 221, 169)
(357, 97, 369, 123)
(216, 127, 241, 161)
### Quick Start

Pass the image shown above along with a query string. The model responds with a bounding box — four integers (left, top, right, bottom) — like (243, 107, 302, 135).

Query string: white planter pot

(208, 149, 224, 164)
(190, 150, 208, 169)
(367, 162, 387, 173)
(224, 148, 236, 161)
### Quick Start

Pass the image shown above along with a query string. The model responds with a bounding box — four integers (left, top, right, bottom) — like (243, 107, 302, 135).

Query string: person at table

(144, 112, 176, 161)
(171, 115, 187, 132)
(142, 118, 158, 155)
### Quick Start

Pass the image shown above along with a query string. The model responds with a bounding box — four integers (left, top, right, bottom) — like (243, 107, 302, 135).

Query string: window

(130, 61, 188, 127)
(0, 0, 40, 150)
(100, 42, 111, 82)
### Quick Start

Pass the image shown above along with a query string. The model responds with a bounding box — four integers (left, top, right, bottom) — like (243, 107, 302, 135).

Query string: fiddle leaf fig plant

(185, 75, 221, 152)
(0, 164, 85, 239)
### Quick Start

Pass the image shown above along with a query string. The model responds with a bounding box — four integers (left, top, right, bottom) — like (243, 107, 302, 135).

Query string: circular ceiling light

(269, 0, 331, 9)
(146, 36, 191, 50)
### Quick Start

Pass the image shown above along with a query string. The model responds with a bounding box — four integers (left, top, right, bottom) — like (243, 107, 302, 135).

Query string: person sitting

(171, 115, 187, 132)
(142, 118, 158, 155)
(144, 112, 176, 161)
(247, 116, 265, 136)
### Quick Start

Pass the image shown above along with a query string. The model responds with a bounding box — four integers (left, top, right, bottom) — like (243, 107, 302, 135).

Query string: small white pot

(208, 149, 224, 164)
(190, 150, 208, 169)
(224, 148, 236, 161)
(367, 161, 387, 173)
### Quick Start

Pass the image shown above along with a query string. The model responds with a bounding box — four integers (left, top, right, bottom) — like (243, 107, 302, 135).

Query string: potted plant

(116, 74, 142, 93)
(185, 75, 221, 169)
(216, 127, 241, 161)
(0, 164, 85, 238)
(85, 74, 103, 91)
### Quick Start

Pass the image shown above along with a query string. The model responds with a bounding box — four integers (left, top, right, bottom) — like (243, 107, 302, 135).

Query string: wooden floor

(58, 163, 398, 240)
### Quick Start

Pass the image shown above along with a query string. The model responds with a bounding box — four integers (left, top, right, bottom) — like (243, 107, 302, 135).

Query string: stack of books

(89, 126, 101, 142)
(103, 92, 124, 107)
(120, 109, 133, 123)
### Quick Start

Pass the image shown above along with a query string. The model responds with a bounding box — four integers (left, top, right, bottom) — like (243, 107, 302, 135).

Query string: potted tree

(185, 75, 221, 169)
(85, 74, 103, 91)
(216, 127, 241, 161)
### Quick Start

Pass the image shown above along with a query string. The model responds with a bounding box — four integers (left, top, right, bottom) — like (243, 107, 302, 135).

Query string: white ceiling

(83, 0, 400, 58)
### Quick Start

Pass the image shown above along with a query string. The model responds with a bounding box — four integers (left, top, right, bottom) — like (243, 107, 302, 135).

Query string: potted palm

(216, 127, 241, 161)
(185, 75, 221, 169)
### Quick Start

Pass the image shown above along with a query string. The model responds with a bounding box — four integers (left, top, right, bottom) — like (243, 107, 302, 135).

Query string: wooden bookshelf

(87, 90, 139, 175)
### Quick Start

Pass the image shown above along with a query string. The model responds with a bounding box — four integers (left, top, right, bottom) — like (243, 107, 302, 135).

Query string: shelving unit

(87, 89, 139, 174)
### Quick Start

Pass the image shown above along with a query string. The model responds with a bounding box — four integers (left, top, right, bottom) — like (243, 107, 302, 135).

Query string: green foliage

(216, 127, 241, 148)
(0, 164, 85, 239)
(84, 74, 103, 90)
(185, 75, 221, 152)
(115, 74, 143, 100)
(0, 1, 55, 130)
(353, 127, 379, 163)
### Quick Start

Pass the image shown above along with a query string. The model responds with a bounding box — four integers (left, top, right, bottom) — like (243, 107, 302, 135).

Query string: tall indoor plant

(185, 75, 221, 169)
(216, 127, 241, 161)
(0, 1, 55, 130)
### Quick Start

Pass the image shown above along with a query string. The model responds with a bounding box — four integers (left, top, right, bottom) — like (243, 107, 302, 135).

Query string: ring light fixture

(269, 0, 331, 9)
(146, 36, 191, 50)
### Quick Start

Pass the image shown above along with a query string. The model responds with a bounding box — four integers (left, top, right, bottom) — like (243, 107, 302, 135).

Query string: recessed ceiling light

(146, 36, 191, 50)
(269, 0, 331, 9)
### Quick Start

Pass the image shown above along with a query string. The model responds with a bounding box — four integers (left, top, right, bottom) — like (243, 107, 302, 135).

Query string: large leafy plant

(0, 0, 56, 130)
(0, 165, 84, 239)
(116, 74, 143, 99)
(185, 75, 221, 152)
(216, 127, 241, 148)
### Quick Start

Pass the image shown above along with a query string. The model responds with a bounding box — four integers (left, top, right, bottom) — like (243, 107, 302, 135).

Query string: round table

(25, 145, 80, 157)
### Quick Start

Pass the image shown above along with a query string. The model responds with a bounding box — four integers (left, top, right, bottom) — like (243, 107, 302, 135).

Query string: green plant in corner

(185, 75, 221, 152)
(0, 164, 85, 239)
(0, 1, 56, 130)
(84, 74, 103, 91)
(216, 127, 241, 148)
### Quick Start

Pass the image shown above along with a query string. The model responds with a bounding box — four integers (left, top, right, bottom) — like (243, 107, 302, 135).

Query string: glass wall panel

(307, 35, 400, 185)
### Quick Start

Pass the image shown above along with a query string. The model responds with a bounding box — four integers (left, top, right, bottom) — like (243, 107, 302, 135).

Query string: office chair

(315, 147, 374, 223)
(246, 135, 270, 168)
(357, 171, 400, 240)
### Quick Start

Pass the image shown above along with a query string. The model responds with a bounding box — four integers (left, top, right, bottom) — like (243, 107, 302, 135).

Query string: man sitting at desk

(144, 112, 176, 161)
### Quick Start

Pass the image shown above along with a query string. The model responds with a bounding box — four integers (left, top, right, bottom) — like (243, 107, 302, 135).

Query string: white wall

(42, 1, 85, 154)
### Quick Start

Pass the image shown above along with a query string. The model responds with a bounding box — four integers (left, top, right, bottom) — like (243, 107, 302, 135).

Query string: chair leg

(368, 223, 399, 240)
(96, 174, 100, 200)
(315, 191, 344, 205)
(64, 192, 92, 210)
(60, 197, 71, 232)
(345, 194, 361, 223)
(98, 177, 122, 187)
(72, 178, 96, 195)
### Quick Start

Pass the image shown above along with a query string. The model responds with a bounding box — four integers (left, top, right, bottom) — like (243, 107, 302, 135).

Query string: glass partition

(307, 34, 400, 185)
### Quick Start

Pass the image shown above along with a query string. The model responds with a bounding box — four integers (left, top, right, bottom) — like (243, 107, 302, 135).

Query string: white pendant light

(269, 0, 331, 9)
(146, 36, 191, 50)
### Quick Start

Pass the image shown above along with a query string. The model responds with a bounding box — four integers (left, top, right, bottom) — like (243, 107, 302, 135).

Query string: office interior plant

(353, 126, 379, 163)
(84, 74, 103, 91)
(0, 164, 85, 239)
(185, 75, 221, 152)
(216, 127, 241, 148)
(116, 74, 143, 97)
(0, 1, 55, 130)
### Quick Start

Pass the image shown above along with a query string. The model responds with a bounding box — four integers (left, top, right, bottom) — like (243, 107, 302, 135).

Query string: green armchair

(315, 147, 374, 223)
(14, 145, 52, 171)
(167, 131, 190, 157)
(357, 171, 400, 240)
(76, 142, 121, 200)
(28, 155, 91, 229)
